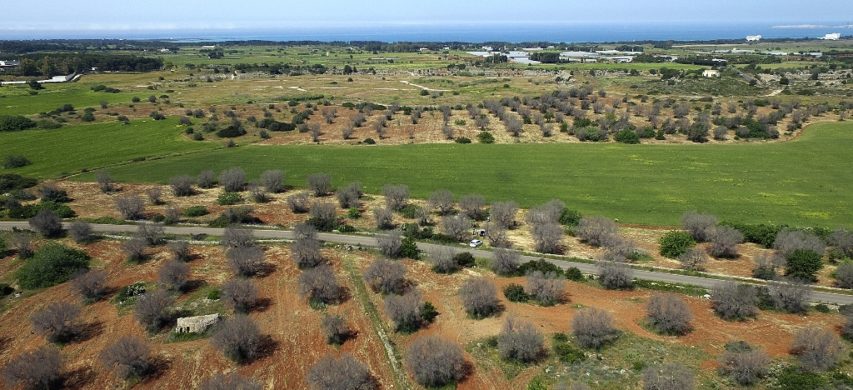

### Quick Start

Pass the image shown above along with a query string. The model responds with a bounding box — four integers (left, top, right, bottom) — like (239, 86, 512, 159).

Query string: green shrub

(504, 284, 529, 302)
(216, 125, 246, 138)
(420, 302, 438, 323)
(0, 174, 37, 192)
(398, 204, 420, 219)
(659, 231, 696, 258)
(775, 366, 826, 390)
(559, 208, 582, 226)
(8, 201, 76, 219)
(637, 127, 656, 138)
(347, 208, 361, 219)
(455, 137, 471, 144)
(454, 252, 475, 268)
(400, 236, 420, 259)
(784, 249, 823, 282)
(81, 111, 95, 122)
(615, 129, 640, 144)
(3, 155, 31, 169)
(206, 288, 221, 300)
(722, 222, 783, 248)
(16, 243, 90, 289)
(518, 259, 564, 277)
(0, 115, 37, 132)
(217, 192, 243, 205)
(565, 267, 584, 281)
(552, 334, 586, 364)
(477, 132, 495, 144)
(183, 206, 209, 217)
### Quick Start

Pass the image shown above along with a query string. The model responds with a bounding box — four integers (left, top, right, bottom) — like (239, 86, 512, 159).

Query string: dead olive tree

(135, 223, 164, 246)
(197, 170, 216, 188)
(836, 262, 853, 289)
(221, 225, 254, 248)
(307, 173, 333, 196)
(597, 260, 634, 290)
(260, 170, 284, 193)
(532, 222, 563, 254)
(711, 281, 757, 321)
(646, 293, 692, 335)
(308, 354, 376, 390)
(212, 315, 263, 364)
(459, 194, 486, 220)
(146, 187, 163, 205)
(168, 241, 191, 262)
(299, 264, 345, 305)
(707, 226, 744, 258)
(222, 278, 259, 313)
(442, 214, 471, 242)
(790, 327, 844, 371)
(681, 211, 718, 242)
(767, 281, 811, 313)
(286, 192, 311, 213)
(115, 195, 145, 220)
(718, 347, 770, 386)
(219, 168, 247, 192)
(30, 301, 81, 343)
(576, 216, 617, 247)
(337, 182, 363, 209)
(376, 232, 403, 258)
(122, 238, 147, 262)
(199, 373, 261, 390)
(309, 202, 338, 231)
(72, 269, 108, 302)
(642, 363, 695, 390)
(491, 248, 520, 276)
(292, 223, 324, 268)
(383, 184, 409, 211)
(525, 199, 565, 226)
(678, 248, 707, 271)
(773, 229, 825, 258)
(428, 189, 455, 215)
(406, 335, 466, 387)
(134, 289, 174, 332)
(572, 308, 619, 349)
(497, 317, 545, 363)
(227, 245, 265, 277)
(490, 201, 518, 229)
(459, 277, 500, 318)
(429, 247, 459, 274)
(364, 259, 407, 295)
(526, 271, 565, 306)
(170, 175, 196, 196)
(8, 232, 34, 258)
(68, 221, 93, 243)
(158, 260, 190, 291)
(28, 208, 63, 238)
(100, 336, 151, 380)
(384, 291, 427, 332)
(485, 223, 510, 248)
(321, 314, 353, 345)
(97, 171, 115, 193)
(2, 346, 63, 390)
(373, 207, 394, 230)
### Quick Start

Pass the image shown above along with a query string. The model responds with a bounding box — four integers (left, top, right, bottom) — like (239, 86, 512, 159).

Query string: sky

(1, 0, 851, 32)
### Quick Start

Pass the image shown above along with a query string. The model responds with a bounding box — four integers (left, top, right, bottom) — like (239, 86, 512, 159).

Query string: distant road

(2, 221, 851, 305)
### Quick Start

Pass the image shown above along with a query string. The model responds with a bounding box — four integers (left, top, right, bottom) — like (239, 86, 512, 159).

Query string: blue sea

(2, 22, 850, 43)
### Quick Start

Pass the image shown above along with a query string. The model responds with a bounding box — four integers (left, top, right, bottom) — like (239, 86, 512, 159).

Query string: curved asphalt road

(2, 221, 851, 305)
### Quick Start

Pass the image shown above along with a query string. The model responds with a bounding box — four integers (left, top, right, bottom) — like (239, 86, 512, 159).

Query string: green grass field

(50, 121, 851, 228)
(0, 119, 217, 177)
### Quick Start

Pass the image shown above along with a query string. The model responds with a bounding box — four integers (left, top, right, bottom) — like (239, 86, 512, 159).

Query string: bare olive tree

(28, 209, 63, 237)
(384, 291, 426, 332)
(309, 202, 338, 231)
(490, 201, 518, 229)
(168, 241, 192, 262)
(222, 278, 259, 313)
(597, 260, 634, 290)
(170, 175, 196, 196)
(321, 314, 353, 345)
(429, 247, 459, 274)
(307, 173, 334, 196)
(68, 221, 93, 243)
(115, 195, 145, 220)
(2, 346, 63, 390)
(526, 271, 564, 306)
(122, 238, 147, 262)
(711, 281, 757, 321)
(286, 192, 311, 213)
(790, 327, 844, 371)
(459, 194, 486, 220)
(99, 336, 151, 380)
(197, 170, 216, 188)
(767, 281, 811, 313)
(376, 232, 403, 258)
(707, 226, 744, 258)
(212, 315, 263, 364)
(642, 363, 694, 390)
(681, 211, 718, 242)
(773, 229, 825, 258)
(678, 248, 707, 271)
(646, 293, 692, 335)
(227, 245, 265, 277)
(383, 184, 410, 211)
(364, 259, 407, 295)
(292, 223, 324, 268)
(30, 302, 81, 343)
(72, 269, 108, 302)
(406, 335, 466, 387)
(373, 207, 395, 230)
(491, 248, 520, 276)
(199, 373, 261, 390)
(97, 171, 115, 193)
(260, 170, 284, 193)
(442, 214, 471, 242)
(718, 347, 770, 386)
(532, 223, 563, 254)
(219, 168, 247, 192)
(497, 317, 545, 363)
(134, 289, 174, 332)
(221, 225, 255, 248)
(428, 190, 454, 215)
(308, 354, 376, 390)
(299, 264, 345, 305)
(337, 182, 363, 209)
(459, 277, 501, 318)
(572, 308, 619, 349)
(575, 216, 617, 247)
(158, 260, 190, 291)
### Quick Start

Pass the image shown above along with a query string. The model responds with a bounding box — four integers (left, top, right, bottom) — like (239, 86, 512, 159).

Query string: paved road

(3, 221, 852, 305)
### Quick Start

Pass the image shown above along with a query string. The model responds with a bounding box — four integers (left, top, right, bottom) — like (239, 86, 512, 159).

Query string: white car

(469, 239, 483, 248)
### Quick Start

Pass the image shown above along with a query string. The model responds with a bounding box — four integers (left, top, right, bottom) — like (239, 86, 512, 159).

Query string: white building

(175, 314, 221, 334)
(746, 35, 762, 42)
(0, 60, 19, 67)
(822, 33, 841, 40)
(703, 69, 721, 78)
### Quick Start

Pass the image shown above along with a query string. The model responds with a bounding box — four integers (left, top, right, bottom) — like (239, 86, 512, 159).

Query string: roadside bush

(525, 271, 564, 306)
(784, 249, 823, 282)
(646, 293, 691, 335)
(31, 301, 81, 343)
(790, 327, 844, 371)
(16, 243, 89, 289)
(454, 252, 475, 268)
(681, 212, 717, 242)
(68, 221, 93, 243)
(718, 346, 770, 386)
(707, 226, 744, 258)
(309, 202, 337, 231)
(158, 260, 190, 291)
(459, 277, 500, 318)
(221, 225, 254, 248)
(222, 278, 259, 313)
(115, 195, 145, 220)
(576, 216, 617, 247)
(843, 315, 853, 341)
(384, 291, 431, 332)
(498, 317, 545, 363)
(836, 263, 853, 289)
(678, 248, 707, 271)
(134, 289, 174, 332)
(199, 373, 261, 390)
(2, 346, 63, 390)
(28, 208, 63, 237)
(774, 229, 825, 259)
(441, 214, 471, 242)
(308, 354, 376, 390)
(286, 192, 311, 213)
(364, 259, 407, 295)
(321, 314, 353, 345)
(429, 247, 460, 274)
(711, 281, 757, 320)
(531, 222, 563, 254)
(219, 168, 247, 192)
(292, 226, 324, 269)
(597, 260, 634, 290)
(170, 175, 195, 196)
(122, 238, 147, 262)
(377, 232, 403, 258)
(406, 335, 466, 387)
(307, 173, 333, 196)
(572, 308, 619, 349)
(212, 315, 263, 364)
(71, 269, 107, 302)
(299, 264, 345, 305)
(491, 248, 520, 276)
(372, 207, 394, 230)
(100, 336, 151, 381)
(642, 363, 695, 390)
(227, 245, 265, 277)
(658, 231, 695, 258)
(135, 223, 164, 246)
(767, 281, 810, 313)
